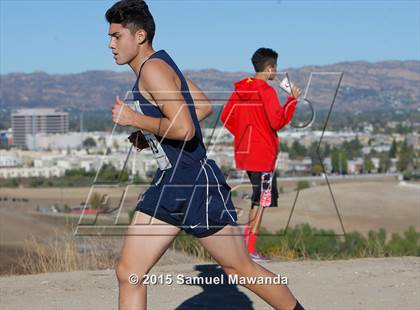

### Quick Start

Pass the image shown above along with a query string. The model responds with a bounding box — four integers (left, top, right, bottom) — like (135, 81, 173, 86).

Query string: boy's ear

(136, 29, 148, 45)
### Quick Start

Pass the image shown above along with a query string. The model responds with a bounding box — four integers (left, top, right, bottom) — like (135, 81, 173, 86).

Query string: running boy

(106, 1, 304, 309)
(221, 48, 301, 262)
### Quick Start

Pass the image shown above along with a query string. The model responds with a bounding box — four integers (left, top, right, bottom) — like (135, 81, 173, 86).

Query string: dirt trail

(0, 257, 418, 310)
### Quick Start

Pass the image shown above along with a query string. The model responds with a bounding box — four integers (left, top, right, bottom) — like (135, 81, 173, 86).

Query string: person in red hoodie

(221, 48, 301, 262)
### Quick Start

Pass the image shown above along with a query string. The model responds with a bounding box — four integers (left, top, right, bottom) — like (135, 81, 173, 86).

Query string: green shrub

(171, 224, 420, 261)
(255, 224, 419, 260)
(296, 181, 310, 191)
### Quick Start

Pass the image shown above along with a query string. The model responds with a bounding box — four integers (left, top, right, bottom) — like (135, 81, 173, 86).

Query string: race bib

(132, 100, 172, 170)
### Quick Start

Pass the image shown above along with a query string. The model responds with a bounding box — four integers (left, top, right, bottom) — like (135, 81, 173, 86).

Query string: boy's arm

(220, 91, 238, 134)
(263, 87, 298, 131)
(185, 78, 213, 122)
(112, 60, 195, 141)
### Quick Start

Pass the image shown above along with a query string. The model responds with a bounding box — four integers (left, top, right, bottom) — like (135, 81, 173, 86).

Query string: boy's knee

(115, 260, 146, 286)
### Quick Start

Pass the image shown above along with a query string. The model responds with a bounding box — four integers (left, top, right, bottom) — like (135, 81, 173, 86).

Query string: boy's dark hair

(106, 0, 155, 43)
(251, 48, 278, 72)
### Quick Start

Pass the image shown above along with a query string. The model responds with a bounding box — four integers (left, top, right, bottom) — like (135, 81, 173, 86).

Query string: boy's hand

(290, 85, 301, 99)
(112, 96, 135, 126)
(128, 131, 149, 151)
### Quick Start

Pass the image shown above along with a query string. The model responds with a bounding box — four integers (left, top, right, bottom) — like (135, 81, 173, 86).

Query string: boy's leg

(250, 206, 265, 234)
(243, 206, 258, 241)
(247, 206, 265, 253)
(198, 224, 300, 310)
(116, 211, 180, 310)
(248, 171, 270, 252)
(248, 206, 259, 227)
(244, 171, 261, 242)
(248, 171, 276, 253)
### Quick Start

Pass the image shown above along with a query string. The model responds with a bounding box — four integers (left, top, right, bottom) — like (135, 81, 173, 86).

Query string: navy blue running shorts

(135, 158, 238, 237)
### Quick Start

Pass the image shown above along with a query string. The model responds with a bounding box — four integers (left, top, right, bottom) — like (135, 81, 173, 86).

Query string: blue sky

(1, 0, 419, 74)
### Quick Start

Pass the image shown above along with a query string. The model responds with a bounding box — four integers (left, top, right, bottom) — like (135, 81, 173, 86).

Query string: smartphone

(279, 77, 294, 94)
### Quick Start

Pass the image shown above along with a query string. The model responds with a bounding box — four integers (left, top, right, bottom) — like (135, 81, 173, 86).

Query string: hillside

(1, 60, 418, 113)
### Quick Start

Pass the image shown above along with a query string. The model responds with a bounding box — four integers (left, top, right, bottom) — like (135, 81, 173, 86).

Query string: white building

(0, 154, 19, 168)
(0, 166, 65, 178)
(12, 108, 69, 149)
(348, 158, 363, 174)
(27, 132, 83, 151)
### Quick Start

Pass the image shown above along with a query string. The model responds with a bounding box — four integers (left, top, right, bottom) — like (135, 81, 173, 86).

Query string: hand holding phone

(279, 77, 301, 99)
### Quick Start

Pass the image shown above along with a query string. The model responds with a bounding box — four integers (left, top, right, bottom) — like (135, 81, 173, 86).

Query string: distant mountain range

(1, 60, 418, 112)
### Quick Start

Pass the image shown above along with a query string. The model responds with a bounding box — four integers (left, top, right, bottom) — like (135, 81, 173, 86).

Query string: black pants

(246, 171, 278, 208)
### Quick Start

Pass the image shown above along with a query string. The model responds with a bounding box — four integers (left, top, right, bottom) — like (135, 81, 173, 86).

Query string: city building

(11, 108, 69, 149)
(0, 166, 65, 178)
(0, 154, 19, 168)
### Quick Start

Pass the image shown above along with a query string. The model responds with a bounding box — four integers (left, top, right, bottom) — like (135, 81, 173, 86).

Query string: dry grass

(263, 240, 300, 261)
(15, 228, 117, 275)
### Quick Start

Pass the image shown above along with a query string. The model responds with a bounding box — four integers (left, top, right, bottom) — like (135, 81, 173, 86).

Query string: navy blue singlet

(133, 50, 237, 237)
(132, 50, 206, 167)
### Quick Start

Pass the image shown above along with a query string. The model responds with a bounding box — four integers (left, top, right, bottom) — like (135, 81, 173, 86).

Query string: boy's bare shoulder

(140, 58, 176, 87)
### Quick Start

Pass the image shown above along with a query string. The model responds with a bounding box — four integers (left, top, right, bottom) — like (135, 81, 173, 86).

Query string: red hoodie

(221, 77, 297, 172)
